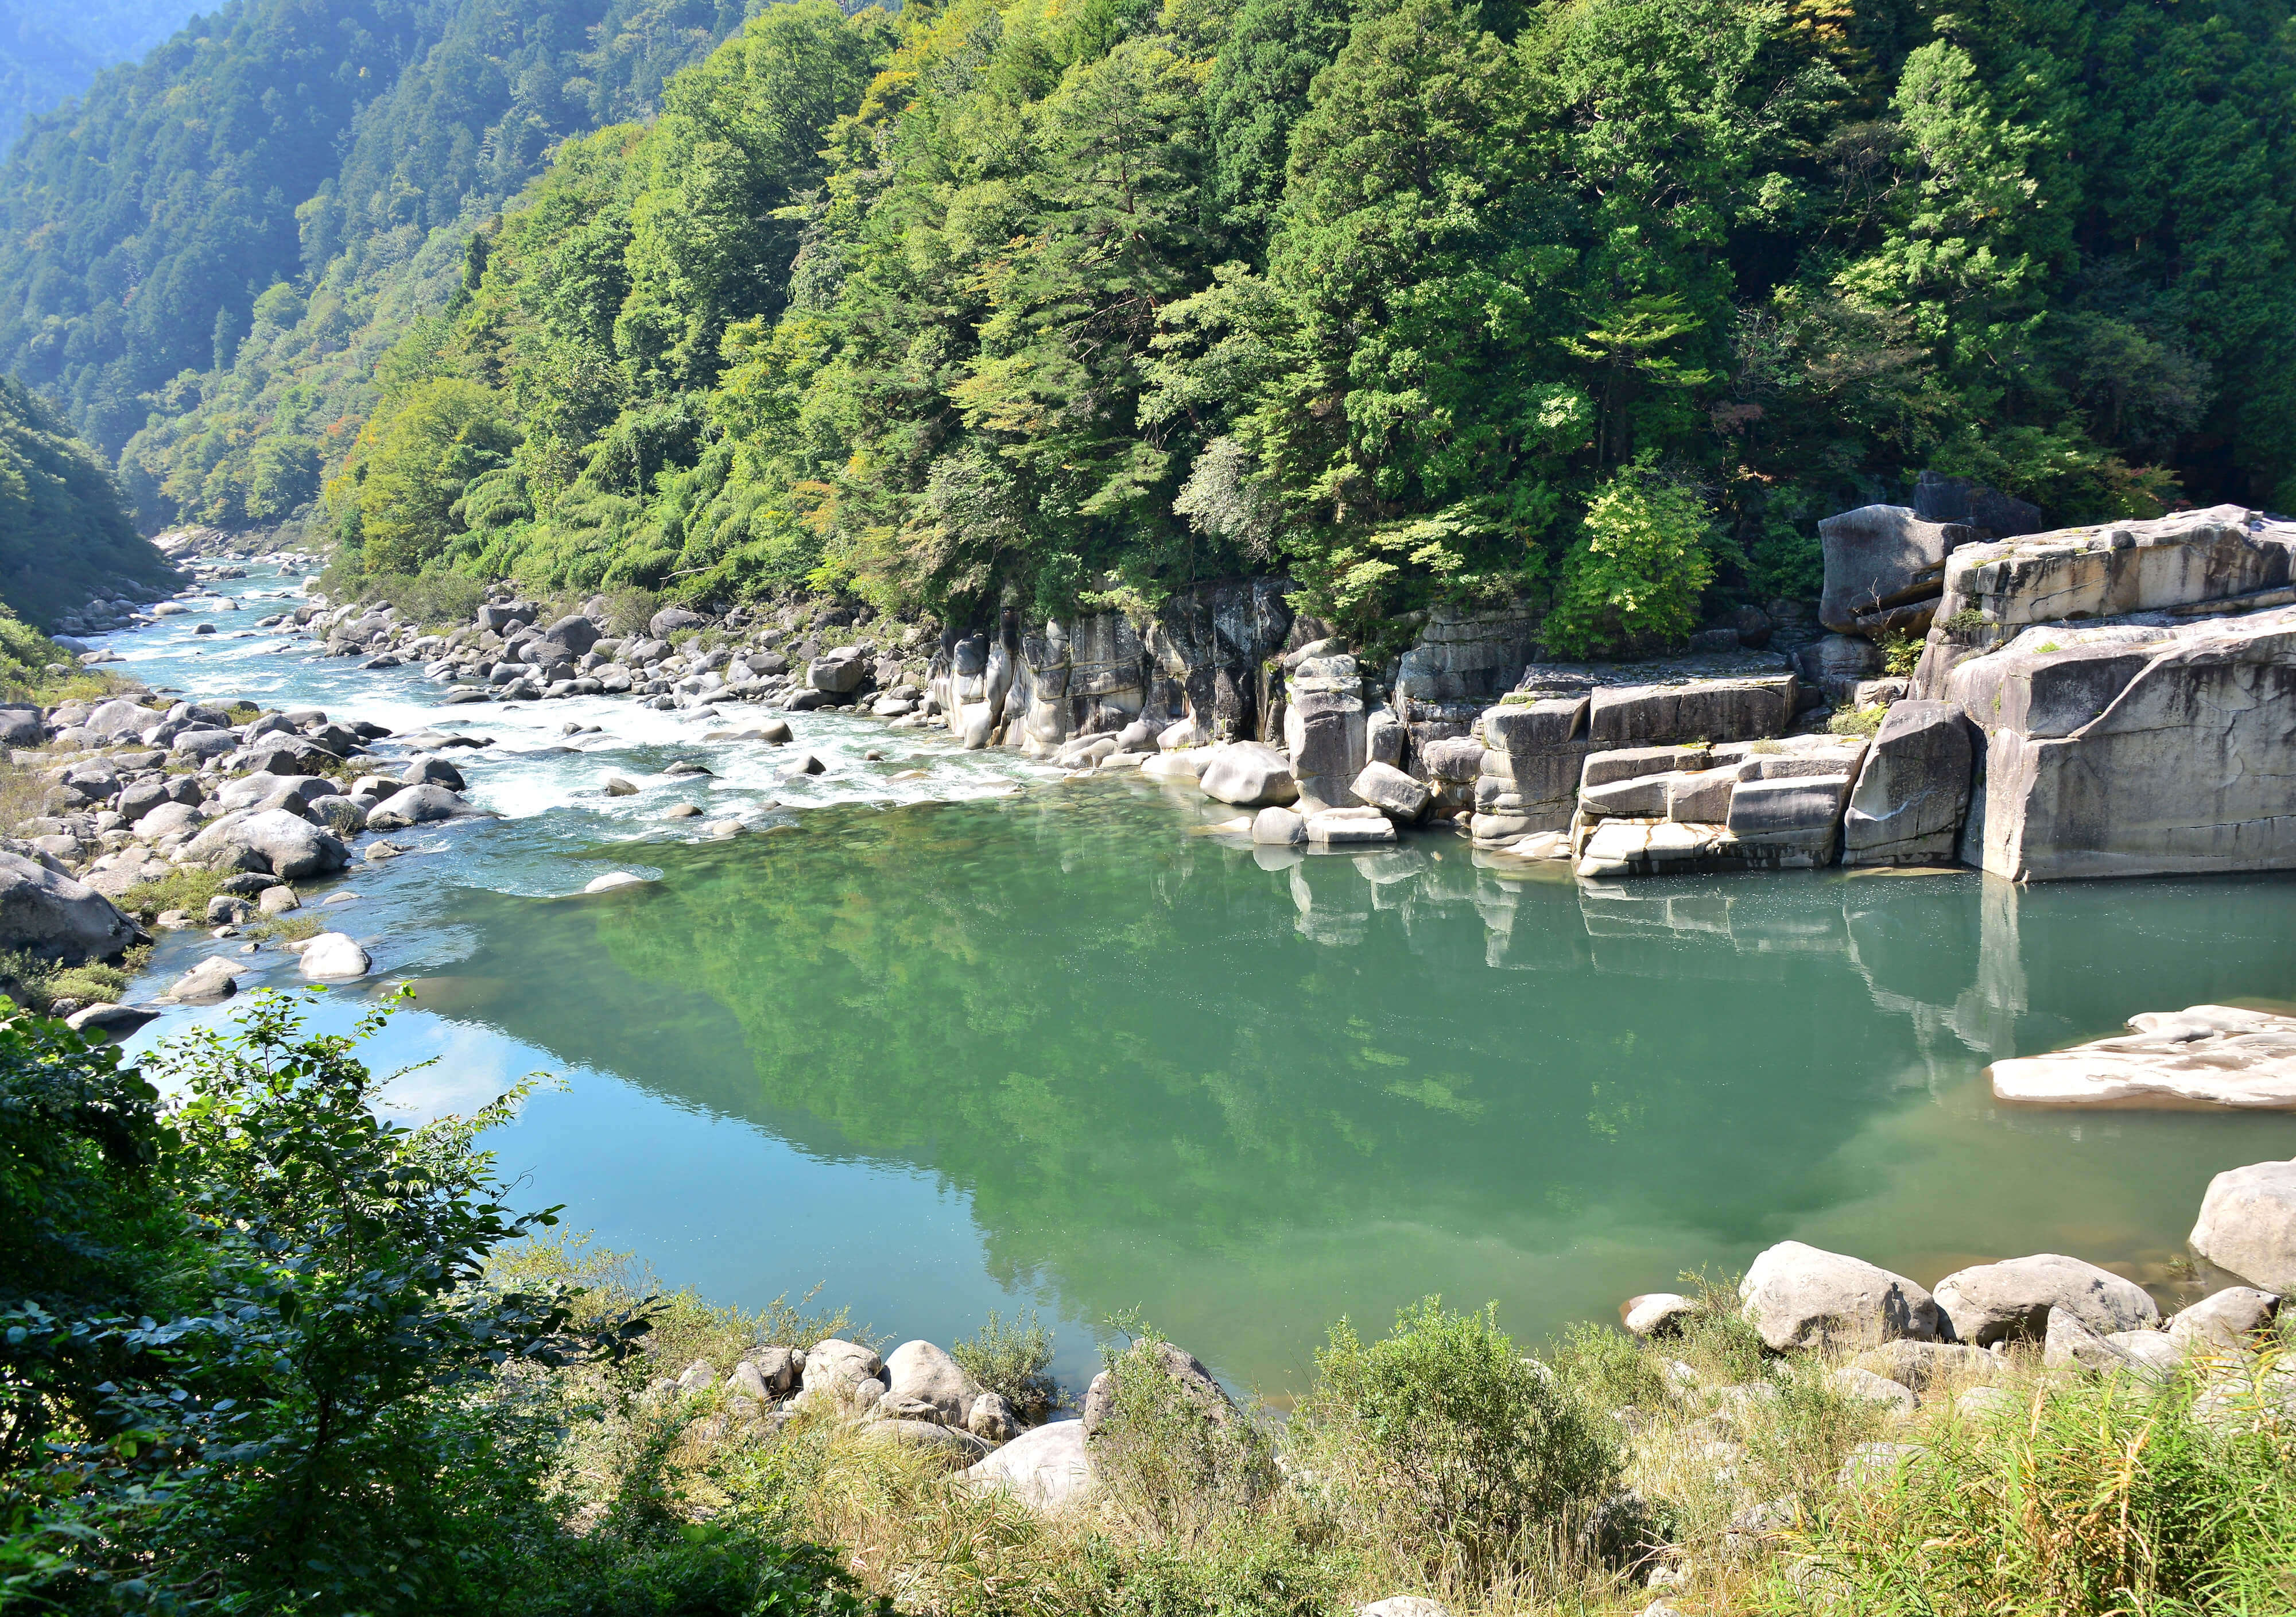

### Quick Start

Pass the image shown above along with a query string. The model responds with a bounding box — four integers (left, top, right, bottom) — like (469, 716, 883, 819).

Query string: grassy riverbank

(5, 995, 2293, 1616)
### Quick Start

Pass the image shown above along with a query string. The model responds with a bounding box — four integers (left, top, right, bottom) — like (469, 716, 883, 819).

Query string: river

(94, 564, 2296, 1394)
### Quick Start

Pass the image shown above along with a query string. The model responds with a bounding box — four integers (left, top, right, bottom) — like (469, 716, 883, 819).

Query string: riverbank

(4, 546, 2296, 1617)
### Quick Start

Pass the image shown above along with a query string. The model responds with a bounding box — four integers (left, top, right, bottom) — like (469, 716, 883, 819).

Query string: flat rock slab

(1991, 1005, 2296, 1108)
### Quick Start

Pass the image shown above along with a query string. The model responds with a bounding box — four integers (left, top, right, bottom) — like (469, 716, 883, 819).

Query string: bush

(1093, 1332, 1278, 1547)
(952, 1309, 1059, 1422)
(0, 949, 132, 1012)
(1289, 1298, 1619, 1584)
(1828, 704, 1887, 737)
(1540, 457, 1717, 659)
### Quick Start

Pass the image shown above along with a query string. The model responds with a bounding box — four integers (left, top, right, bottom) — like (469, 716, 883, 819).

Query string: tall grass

(1770, 1351, 2296, 1615)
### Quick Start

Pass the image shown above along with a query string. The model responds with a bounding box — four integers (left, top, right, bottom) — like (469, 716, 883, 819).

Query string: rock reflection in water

(382, 780, 2296, 1381)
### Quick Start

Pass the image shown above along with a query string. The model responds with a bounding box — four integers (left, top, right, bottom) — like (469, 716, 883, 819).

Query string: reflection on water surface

(110, 571, 2296, 1392)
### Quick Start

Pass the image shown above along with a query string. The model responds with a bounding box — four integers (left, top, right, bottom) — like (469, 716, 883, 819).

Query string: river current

(95, 565, 2296, 1393)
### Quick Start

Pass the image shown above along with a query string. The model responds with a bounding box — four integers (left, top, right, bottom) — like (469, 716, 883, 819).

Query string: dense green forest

(0, 375, 172, 625)
(0, 0, 761, 514)
(312, 0, 2296, 648)
(8, 0, 2296, 651)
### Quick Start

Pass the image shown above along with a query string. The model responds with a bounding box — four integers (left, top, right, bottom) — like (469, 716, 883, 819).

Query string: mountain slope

(0, 373, 173, 624)
(0, 0, 751, 470)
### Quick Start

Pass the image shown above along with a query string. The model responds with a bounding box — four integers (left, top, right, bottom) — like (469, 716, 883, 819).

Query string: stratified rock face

(1843, 701, 1974, 866)
(1585, 676, 1797, 749)
(1286, 658, 1367, 811)
(0, 851, 138, 961)
(2190, 1160, 2296, 1292)
(1935, 505, 2296, 633)
(1739, 1240, 1940, 1352)
(1963, 612, 2296, 881)
(1930, 1253, 2158, 1346)
(933, 580, 1293, 753)
(1989, 1006, 2296, 1110)
(1472, 697, 1589, 839)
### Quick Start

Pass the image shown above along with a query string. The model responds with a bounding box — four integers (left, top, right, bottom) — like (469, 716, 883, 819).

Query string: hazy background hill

(0, 0, 208, 157)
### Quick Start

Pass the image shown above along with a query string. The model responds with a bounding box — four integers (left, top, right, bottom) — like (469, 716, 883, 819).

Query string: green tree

(339, 379, 521, 575)
(1541, 455, 1716, 656)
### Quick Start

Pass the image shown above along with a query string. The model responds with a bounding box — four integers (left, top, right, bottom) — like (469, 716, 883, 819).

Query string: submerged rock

(584, 872, 650, 893)
(1199, 743, 1298, 808)
(165, 956, 241, 1003)
(298, 932, 372, 982)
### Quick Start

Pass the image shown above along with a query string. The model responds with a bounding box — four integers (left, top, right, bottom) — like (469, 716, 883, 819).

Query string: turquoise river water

(91, 567, 2296, 1395)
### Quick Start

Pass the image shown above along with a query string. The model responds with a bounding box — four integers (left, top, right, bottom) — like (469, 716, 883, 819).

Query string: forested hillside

(0, 0, 757, 509)
(8, 0, 2296, 656)
(0, 374, 174, 623)
(312, 0, 2296, 651)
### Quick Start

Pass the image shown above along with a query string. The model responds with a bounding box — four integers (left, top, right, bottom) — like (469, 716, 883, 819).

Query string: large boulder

(1931, 1254, 2158, 1346)
(0, 852, 139, 961)
(649, 606, 707, 639)
(1988, 1005, 2296, 1110)
(535, 614, 600, 659)
(187, 809, 351, 880)
(1199, 742, 1298, 807)
(84, 697, 166, 740)
(808, 648, 868, 694)
(366, 784, 488, 830)
(881, 1340, 983, 1426)
(1352, 761, 1432, 823)
(963, 1418, 1091, 1510)
(800, 1339, 887, 1416)
(2167, 1288, 2281, 1355)
(2190, 1160, 2296, 1292)
(1739, 1241, 1940, 1352)
(1818, 505, 1980, 636)
(1841, 701, 1974, 866)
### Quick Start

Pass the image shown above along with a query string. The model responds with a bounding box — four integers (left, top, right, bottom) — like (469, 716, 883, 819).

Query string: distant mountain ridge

(0, 0, 210, 157)
(0, 0, 754, 484)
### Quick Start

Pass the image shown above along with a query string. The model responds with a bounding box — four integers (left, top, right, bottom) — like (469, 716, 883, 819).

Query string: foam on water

(98, 564, 1054, 894)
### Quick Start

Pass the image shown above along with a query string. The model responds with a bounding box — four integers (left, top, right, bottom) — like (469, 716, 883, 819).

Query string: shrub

(1828, 704, 1886, 737)
(1093, 1332, 1277, 1547)
(952, 1309, 1059, 1422)
(1540, 457, 1717, 658)
(1876, 630, 1922, 677)
(117, 864, 228, 922)
(1289, 1298, 1619, 1583)
(0, 949, 132, 1012)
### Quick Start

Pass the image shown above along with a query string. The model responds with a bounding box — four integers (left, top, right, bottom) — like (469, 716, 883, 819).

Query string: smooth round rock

(298, 932, 371, 982)
(583, 872, 650, 894)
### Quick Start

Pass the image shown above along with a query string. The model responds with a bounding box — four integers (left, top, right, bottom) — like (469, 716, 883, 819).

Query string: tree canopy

(10, 0, 2296, 652)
